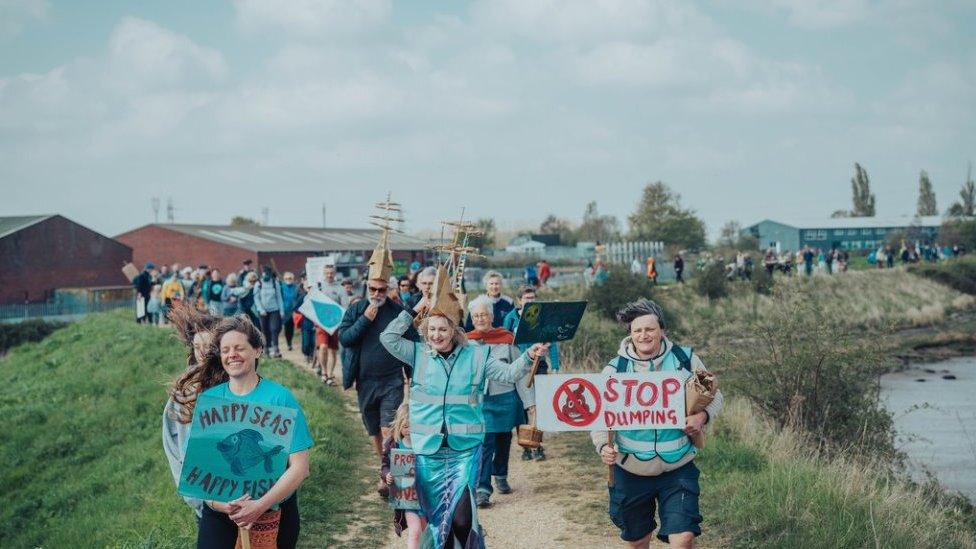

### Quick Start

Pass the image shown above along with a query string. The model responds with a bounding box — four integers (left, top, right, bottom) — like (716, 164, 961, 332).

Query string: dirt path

(278, 345, 654, 548)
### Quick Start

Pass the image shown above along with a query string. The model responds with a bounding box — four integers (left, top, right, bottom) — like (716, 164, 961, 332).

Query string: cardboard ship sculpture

(424, 209, 483, 326)
(366, 193, 403, 282)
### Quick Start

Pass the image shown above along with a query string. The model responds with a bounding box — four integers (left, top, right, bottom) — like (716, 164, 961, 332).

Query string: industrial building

(742, 216, 943, 252)
(0, 215, 133, 304)
(115, 223, 430, 277)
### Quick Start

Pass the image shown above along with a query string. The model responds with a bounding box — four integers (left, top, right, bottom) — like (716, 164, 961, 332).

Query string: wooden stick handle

(526, 354, 542, 388)
(240, 528, 251, 549)
(607, 431, 615, 488)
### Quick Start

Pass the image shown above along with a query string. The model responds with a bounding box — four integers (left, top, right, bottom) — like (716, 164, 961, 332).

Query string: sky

(1, 0, 974, 240)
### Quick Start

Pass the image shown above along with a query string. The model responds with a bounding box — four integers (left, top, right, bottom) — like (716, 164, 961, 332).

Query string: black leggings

(283, 315, 295, 348)
(450, 487, 473, 545)
(196, 494, 299, 549)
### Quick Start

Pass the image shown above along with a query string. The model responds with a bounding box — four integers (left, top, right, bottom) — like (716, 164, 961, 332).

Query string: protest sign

(513, 301, 588, 345)
(304, 256, 335, 289)
(298, 288, 345, 334)
(535, 372, 686, 432)
(178, 394, 296, 503)
(389, 448, 420, 511)
(121, 262, 139, 282)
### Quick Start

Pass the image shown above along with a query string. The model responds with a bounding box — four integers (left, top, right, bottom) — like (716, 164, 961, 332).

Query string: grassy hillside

(0, 310, 384, 548)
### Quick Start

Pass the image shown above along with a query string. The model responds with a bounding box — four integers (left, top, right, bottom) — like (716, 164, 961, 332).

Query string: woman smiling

(184, 315, 313, 549)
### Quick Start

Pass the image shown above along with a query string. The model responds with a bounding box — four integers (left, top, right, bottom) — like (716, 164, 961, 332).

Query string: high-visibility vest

(408, 343, 489, 455)
(612, 346, 695, 463)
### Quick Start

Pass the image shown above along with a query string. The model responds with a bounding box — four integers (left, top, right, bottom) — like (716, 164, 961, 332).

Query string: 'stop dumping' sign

(535, 372, 686, 432)
(179, 394, 296, 502)
(513, 301, 588, 345)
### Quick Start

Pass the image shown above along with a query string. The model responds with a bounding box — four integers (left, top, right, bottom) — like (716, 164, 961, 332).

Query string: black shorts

(356, 376, 405, 436)
(609, 461, 702, 543)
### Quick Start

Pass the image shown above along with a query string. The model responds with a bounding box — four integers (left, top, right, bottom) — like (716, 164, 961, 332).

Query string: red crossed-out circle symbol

(552, 377, 601, 427)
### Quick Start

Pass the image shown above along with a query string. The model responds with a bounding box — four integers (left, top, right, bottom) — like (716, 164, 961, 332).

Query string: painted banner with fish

(178, 394, 296, 502)
(535, 372, 686, 432)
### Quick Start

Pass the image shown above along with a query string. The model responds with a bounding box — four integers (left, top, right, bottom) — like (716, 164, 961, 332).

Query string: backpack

(615, 345, 692, 373)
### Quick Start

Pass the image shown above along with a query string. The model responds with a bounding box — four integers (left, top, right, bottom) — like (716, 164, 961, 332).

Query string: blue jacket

(281, 282, 298, 315)
(502, 308, 560, 371)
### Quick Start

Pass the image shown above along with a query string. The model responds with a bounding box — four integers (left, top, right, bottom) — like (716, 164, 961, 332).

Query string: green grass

(557, 401, 976, 548)
(0, 310, 385, 548)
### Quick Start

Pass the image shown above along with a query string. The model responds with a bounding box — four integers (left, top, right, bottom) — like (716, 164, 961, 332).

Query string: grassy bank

(0, 310, 384, 548)
(554, 266, 976, 546)
(558, 400, 975, 548)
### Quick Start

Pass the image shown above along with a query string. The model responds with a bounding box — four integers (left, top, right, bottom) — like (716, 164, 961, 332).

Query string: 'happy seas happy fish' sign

(179, 394, 296, 502)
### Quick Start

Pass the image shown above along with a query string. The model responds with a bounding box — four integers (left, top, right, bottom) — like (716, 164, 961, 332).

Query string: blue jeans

(478, 431, 512, 495)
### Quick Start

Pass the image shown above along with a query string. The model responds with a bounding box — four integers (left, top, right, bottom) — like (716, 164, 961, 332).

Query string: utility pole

(322, 203, 327, 228)
(151, 197, 160, 223)
(166, 197, 175, 223)
(261, 207, 269, 226)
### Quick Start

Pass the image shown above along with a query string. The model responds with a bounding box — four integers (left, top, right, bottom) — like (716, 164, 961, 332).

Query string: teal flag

(178, 394, 296, 502)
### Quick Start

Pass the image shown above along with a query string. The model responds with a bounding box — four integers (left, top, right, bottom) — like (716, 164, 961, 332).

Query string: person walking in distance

(316, 261, 349, 385)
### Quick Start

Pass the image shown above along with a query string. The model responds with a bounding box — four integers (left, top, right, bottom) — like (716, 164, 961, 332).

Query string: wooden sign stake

(526, 354, 541, 388)
(607, 431, 615, 488)
(240, 527, 251, 549)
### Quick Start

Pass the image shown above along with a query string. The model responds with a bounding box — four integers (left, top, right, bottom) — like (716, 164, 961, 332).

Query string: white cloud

(473, 0, 711, 44)
(107, 17, 226, 92)
(732, 0, 871, 29)
(0, 0, 48, 39)
(233, 0, 391, 36)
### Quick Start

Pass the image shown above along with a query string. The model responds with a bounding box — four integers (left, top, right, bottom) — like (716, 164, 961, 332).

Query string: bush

(585, 269, 656, 321)
(725, 287, 896, 459)
(0, 319, 66, 354)
(695, 261, 728, 299)
(752, 264, 774, 295)
(908, 257, 976, 295)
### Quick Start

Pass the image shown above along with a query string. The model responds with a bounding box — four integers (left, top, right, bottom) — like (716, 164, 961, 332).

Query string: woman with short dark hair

(594, 299, 724, 549)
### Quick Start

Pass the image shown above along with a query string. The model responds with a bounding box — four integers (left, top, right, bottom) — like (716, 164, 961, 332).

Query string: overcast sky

(1, 0, 974, 239)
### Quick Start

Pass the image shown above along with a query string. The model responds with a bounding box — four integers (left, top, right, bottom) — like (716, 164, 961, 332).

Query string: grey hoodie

(589, 336, 724, 477)
(162, 398, 204, 516)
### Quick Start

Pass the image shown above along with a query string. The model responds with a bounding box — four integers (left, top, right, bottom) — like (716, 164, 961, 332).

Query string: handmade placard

(512, 301, 588, 345)
(535, 372, 686, 432)
(389, 448, 420, 511)
(178, 394, 296, 502)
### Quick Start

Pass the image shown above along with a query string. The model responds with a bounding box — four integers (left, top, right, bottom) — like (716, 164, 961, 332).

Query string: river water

(881, 356, 976, 500)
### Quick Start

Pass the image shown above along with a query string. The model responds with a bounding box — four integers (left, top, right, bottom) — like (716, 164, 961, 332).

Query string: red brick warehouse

(115, 223, 430, 278)
(0, 215, 133, 304)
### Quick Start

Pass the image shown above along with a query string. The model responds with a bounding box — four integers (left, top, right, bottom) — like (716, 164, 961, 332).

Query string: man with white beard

(337, 267, 419, 496)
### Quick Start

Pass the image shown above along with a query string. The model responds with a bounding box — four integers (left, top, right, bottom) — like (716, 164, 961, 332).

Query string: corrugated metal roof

(0, 215, 53, 239)
(746, 215, 947, 231)
(152, 223, 428, 252)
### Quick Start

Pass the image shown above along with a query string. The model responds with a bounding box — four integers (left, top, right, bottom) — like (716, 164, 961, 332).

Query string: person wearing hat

(380, 266, 549, 548)
(133, 262, 156, 323)
(337, 233, 419, 488)
(238, 258, 255, 283)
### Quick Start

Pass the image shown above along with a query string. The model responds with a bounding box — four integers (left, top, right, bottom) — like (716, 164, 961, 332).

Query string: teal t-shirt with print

(201, 378, 313, 453)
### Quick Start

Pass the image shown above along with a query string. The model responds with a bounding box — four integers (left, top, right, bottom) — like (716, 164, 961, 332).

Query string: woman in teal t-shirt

(190, 315, 313, 549)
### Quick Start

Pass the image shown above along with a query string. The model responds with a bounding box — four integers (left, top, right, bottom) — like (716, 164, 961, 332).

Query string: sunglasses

(367, 286, 388, 294)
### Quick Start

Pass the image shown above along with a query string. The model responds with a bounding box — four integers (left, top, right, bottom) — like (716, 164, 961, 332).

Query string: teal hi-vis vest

(612, 345, 695, 463)
(409, 343, 489, 456)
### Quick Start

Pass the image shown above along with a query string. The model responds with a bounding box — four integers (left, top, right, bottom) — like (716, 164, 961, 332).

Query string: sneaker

(521, 448, 533, 461)
(494, 477, 512, 494)
(533, 448, 546, 461)
(476, 492, 491, 508)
